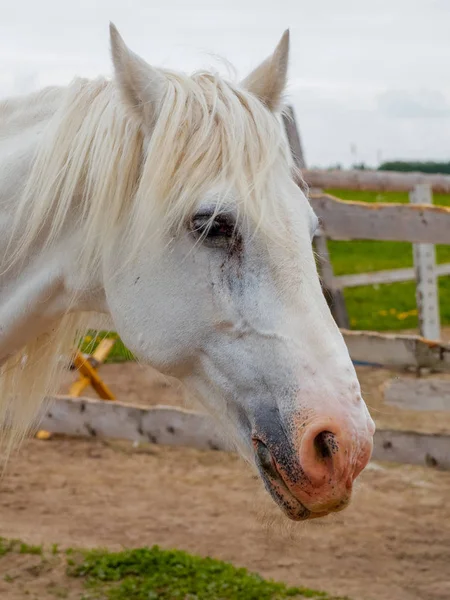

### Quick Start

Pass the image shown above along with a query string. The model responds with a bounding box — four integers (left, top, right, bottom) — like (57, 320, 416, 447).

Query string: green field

(325, 188, 450, 331)
(0, 537, 349, 599)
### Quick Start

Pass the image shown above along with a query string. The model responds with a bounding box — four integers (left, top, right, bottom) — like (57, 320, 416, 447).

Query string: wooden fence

(310, 185, 450, 340)
(299, 163, 450, 470)
(309, 190, 450, 244)
(302, 168, 450, 194)
(284, 109, 450, 339)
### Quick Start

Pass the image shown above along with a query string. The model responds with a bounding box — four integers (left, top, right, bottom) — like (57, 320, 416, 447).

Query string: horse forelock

(9, 68, 293, 272)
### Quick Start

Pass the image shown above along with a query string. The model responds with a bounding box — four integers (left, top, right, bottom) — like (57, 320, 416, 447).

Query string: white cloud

(377, 89, 450, 119)
(0, 0, 449, 166)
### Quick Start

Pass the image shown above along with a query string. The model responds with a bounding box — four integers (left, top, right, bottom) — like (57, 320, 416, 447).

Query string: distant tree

(379, 161, 450, 175)
(351, 162, 368, 171)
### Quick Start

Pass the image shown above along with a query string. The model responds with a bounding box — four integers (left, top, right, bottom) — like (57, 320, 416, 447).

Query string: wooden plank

(92, 338, 116, 363)
(72, 351, 115, 400)
(39, 396, 232, 452)
(410, 184, 441, 339)
(373, 429, 450, 469)
(309, 193, 450, 244)
(384, 378, 450, 412)
(69, 339, 116, 398)
(302, 168, 450, 194)
(341, 329, 450, 372)
(429, 263, 450, 278)
(67, 377, 91, 398)
(38, 396, 450, 470)
(334, 263, 450, 289)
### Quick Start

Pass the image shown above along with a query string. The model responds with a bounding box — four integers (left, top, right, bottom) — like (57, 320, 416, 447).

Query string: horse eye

(190, 212, 237, 247)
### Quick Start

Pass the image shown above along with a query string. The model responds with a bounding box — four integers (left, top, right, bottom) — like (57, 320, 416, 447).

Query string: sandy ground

(1, 360, 450, 600)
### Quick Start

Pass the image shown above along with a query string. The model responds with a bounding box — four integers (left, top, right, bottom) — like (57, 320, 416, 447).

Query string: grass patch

(68, 545, 348, 600)
(0, 538, 349, 600)
(78, 331, 134, 363)
(325, 188, 450, 207)
(325, 188, 450, 331)
(0, 537, 43, 557)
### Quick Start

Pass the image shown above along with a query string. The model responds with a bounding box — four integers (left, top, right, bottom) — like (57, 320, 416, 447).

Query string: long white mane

(0, 65, 294, 461)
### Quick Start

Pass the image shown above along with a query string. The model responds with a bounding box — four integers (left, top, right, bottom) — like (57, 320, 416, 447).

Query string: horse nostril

(313, 430, 337, 461)
(254, 440, 280, 481)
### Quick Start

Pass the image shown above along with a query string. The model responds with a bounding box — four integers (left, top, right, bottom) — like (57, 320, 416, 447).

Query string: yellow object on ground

(36, 338, 116, 440)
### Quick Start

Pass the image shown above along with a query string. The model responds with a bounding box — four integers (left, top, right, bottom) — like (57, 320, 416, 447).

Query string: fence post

(281, 108, 350, 329)
(410, 184, 441, 340)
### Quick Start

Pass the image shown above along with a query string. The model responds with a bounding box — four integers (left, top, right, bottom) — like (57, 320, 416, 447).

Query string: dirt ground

(1, 360, 450, 600)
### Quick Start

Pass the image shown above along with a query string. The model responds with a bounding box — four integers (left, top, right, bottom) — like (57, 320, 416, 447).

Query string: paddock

(0, 358, 449, 600)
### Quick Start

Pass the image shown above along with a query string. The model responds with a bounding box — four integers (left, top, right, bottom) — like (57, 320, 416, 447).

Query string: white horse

(0, 24, 374, 521)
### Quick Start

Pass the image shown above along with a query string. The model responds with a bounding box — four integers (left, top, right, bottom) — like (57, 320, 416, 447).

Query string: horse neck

(0, 87, 107, 363)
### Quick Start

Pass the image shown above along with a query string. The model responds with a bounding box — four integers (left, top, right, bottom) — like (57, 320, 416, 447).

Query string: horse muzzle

(252, 415, 374, 521)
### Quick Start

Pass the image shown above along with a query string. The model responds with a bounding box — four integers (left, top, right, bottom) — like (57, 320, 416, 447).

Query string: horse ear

(241, 30, 289, 111)
(109, 22, 167, 128)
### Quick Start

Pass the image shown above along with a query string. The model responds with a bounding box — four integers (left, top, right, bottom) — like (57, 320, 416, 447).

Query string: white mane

(0, 67, 294, 462)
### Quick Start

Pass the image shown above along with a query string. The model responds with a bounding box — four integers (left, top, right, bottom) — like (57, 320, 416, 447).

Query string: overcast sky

(1, 0, 449, 167)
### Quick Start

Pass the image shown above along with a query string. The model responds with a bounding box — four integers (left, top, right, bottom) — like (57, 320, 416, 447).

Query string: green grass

(325, 188, 450, 331)
(325, 188, 450, 207)
(0, 537, 43, 557)
(69, 545, 348, 600)
(79, 331, 134, 363)
(0, 538, 349, 600)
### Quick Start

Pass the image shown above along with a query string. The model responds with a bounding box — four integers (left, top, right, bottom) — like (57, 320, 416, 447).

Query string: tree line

(323, 161, 450, 174)
(378, 161, 450, 174)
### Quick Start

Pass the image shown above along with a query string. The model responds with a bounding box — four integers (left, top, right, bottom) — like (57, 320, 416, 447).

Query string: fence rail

(302, 168, 450, 193)
(40, 395, 231, 452)
(334, 263, 450, 289)
(384, 379, 450, 412)
(39, 396, 450, 471)
(341, 329, 450, 371)
(310, 193, 450, 244)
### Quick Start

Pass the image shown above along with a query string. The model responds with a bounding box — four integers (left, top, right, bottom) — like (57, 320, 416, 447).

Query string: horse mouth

(254, 439, 329, 522)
